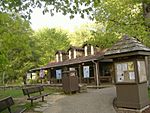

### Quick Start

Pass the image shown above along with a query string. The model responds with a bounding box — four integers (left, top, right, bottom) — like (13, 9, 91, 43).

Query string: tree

(1, 1, 149, 46)
(95, 0, 150, 47)
(33, 28, 70, 65)
(0, 13, 34, 84)
(0, 0, 149, 21)
(68, 24, 94, 46)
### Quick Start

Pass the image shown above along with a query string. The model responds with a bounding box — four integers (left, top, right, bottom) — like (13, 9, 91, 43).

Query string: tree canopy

(95, 0, 150, 46)
(0, 0, 150, 84)
(0, 13, 33, 84)
(33, 28, 70, 65)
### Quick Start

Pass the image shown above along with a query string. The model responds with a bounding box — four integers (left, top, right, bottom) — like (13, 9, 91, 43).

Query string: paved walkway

(35, 86, 116, 113)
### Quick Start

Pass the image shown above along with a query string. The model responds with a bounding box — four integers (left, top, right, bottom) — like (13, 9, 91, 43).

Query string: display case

(115, 61, 135, 83)
(114, 57, 149, 109)
(104, 36, 150, 110)
(115, 59, 147, 84)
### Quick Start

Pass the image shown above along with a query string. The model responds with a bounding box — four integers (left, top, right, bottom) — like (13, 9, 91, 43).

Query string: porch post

(78, 64, 82, 83)
(47, 68, 51, 84)
(93, 61, 100, 87)
(149, 56, 150, 85)
(145, 56, 150, 85)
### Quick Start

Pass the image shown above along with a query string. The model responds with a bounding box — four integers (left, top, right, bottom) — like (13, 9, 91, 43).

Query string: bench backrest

(0, 96, 14, 112)
(22, 86, 44, 95)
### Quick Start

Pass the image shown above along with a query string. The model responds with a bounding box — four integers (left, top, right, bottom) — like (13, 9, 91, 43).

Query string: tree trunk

(2, 71, 5, 85)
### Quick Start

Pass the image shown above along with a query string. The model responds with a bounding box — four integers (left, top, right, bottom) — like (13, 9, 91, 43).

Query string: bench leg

(8, 107, 12, 113)
(31, 100, 33, 106)
(42, 96, 44, 102)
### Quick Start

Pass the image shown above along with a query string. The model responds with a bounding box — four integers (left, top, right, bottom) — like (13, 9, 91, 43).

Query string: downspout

(92, 60, 99, 88)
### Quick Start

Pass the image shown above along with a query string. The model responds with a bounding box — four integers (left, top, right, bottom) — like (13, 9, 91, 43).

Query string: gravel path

(43, 87, 116, 113)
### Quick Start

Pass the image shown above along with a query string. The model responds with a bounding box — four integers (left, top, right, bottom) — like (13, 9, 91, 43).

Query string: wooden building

(29, 44, 113, 86)
(29, 36, 150, 86)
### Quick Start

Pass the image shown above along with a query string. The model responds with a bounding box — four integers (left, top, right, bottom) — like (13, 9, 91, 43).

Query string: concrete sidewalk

(41, 87, 116, 113)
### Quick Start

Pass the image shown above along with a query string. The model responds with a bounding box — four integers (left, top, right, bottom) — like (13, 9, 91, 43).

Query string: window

(137, 61, 147, 83)
(56, 54, 59, 62)
(91, 46, 94, 55)
(84, 46, 87, 56)
(60, 53, 63, 61)
(69, 50, 71, 59)
(74, 50, 76, 58)
(115, 62, 135, 83)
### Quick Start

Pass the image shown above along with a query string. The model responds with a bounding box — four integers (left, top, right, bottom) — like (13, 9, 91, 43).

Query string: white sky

(30, 8, 93, 31)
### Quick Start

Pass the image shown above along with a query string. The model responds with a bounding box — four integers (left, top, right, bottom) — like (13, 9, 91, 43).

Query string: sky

(30, 8, 93, 32)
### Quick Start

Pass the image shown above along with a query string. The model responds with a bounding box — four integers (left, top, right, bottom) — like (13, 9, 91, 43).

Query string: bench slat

(0, 96, 14, 112)
(22, 86, 49, 106)
(0, 96, 26, 113)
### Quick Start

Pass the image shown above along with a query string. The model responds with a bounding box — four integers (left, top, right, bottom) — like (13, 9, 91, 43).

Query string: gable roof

(105, 35, 150, 56)
(55, 50, 67, 55)
(43, 51, 104, 69)
(67, 46, 84, 51)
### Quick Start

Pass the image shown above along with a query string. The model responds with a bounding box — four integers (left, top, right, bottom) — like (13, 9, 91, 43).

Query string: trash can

(62, 70, 79, 94)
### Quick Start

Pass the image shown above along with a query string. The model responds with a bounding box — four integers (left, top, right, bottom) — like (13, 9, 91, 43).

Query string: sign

(138, 61, 147, 82)
(83, 66, 90, 78)
(56, 69, 62, 79)
(40, 70, 45, 78)
(115, 62, 135, 83)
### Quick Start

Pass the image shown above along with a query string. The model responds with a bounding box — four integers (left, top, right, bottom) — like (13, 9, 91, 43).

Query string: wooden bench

(22, 86, 49, 106)
(0, 96, 26, 113)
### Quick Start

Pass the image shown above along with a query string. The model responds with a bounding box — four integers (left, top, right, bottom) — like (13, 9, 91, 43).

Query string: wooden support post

(93, 61, 100, 87)
(78, 64, 82, 83)
(47, 69, 51, 84)
(97, 62, 101, 85)
(145, 56, 150, 85)
(149, 56, 150, 85)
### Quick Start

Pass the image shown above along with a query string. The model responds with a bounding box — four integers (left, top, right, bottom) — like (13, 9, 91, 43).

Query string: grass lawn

(0, 87, 63, 99)
(0, 86, 63, 113)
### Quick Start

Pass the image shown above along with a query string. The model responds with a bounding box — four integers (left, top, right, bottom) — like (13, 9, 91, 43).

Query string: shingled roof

(105, 35, 150, 56)
(55, 50, 67, 55)
(43, 51, 104, 69)
(67, 46, 84, 51)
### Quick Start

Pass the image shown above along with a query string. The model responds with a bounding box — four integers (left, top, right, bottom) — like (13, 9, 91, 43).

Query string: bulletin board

(137, 61, 147, 83)
(56, 69, 62, 79)
(83, 66, 90, 78)
(115, 62, 135, 83)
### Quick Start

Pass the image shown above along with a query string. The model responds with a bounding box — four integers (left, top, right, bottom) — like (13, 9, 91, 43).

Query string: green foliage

(68, 24, 94, 46)
(0, 13, 70, 84)
(33, 28, 70, 65)
(0, 0, 95, 20)
(0, 13, 34, 84)
(89, 31, 119, 49)
(95, 0, 150, 47)
(0, 89, 23, 99)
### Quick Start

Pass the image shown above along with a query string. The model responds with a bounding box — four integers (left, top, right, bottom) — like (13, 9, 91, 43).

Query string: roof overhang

(104, 50, 150, 59)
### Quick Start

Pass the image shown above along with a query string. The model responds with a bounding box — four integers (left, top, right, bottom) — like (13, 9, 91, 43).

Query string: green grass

(0, 89, 24, 99)
(0, 87, 63, 99)
(0, 86, 63, 113)
(0, 102, 40, 113)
